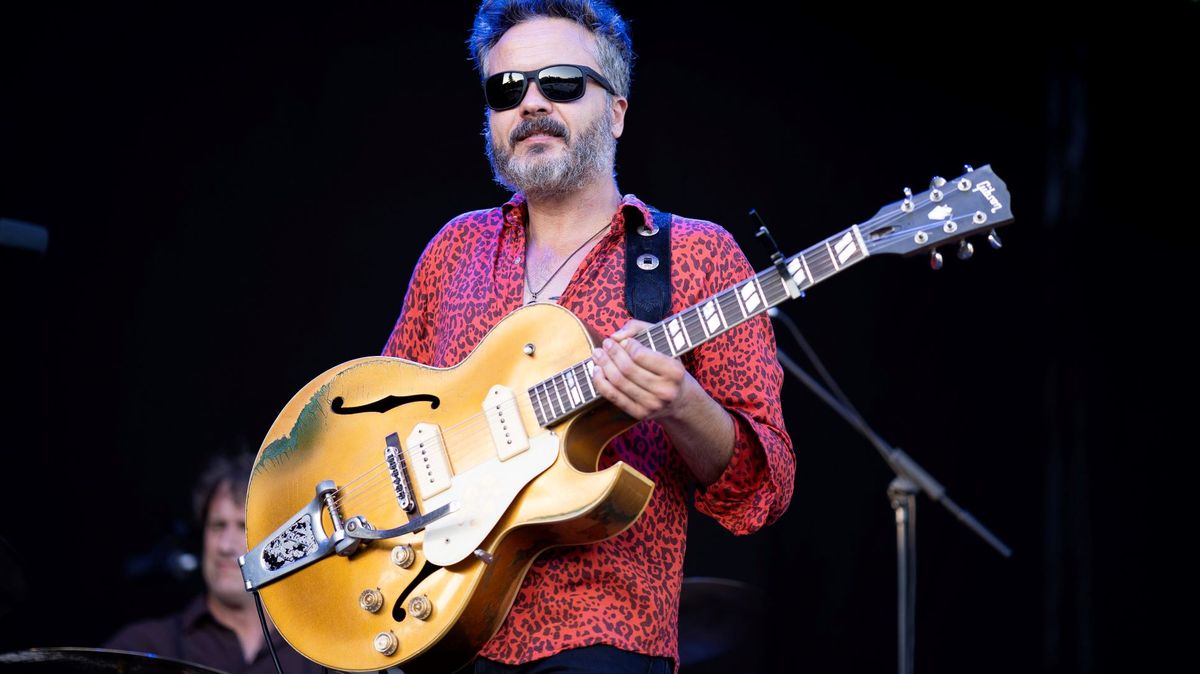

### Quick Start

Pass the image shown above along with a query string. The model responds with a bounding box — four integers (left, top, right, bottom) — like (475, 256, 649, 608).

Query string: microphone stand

(768, 308, 1011, 674)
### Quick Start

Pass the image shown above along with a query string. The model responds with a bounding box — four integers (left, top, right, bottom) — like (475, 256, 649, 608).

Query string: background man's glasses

(484, 64, 617, 111)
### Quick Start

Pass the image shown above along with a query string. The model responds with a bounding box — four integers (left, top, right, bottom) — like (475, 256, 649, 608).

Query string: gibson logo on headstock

(973, 180, 1004, 214)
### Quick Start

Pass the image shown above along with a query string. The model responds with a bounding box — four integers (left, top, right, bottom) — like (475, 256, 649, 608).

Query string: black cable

(253, 590, 286, 674)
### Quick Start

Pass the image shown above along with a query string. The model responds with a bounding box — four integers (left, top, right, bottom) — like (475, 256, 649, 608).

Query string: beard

(486, 110, 616, 200)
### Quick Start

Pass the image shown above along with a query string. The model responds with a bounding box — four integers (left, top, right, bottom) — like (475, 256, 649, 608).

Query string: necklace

(525, 222, 610, 303)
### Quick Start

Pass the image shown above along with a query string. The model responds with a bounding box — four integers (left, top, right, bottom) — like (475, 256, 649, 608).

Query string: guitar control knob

(957, 240, 974, 260)
(930, 249, 944, 270)
(359, 589, 384, 613)
(373, 631, 398, 656)
(391, 545, 416, 569)
(408, 594, 433, 621)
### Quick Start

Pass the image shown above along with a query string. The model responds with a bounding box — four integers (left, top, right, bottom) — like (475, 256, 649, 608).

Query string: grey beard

(486, 113, 616, 200)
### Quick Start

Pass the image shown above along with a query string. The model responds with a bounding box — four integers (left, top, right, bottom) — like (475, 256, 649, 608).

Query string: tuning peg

(930, 176, 947, 188)
(963, 164, 975, 173)
(987, 229, 1003, 249)
(956, 240, 974, 260)
(901, 187, 914, 213)
(930, 248, 943, 270)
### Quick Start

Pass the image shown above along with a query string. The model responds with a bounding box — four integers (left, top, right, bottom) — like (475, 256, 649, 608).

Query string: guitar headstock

(859, 164, 1013, 266)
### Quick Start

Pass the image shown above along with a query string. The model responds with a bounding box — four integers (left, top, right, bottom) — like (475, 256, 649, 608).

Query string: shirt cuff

(693, 409, 780, 535)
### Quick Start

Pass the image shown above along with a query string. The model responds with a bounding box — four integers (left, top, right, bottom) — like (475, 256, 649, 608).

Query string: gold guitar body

(245, 303, 654, 673)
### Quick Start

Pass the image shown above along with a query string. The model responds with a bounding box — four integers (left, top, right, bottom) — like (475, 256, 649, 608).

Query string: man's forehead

(488, 17, 599, 74)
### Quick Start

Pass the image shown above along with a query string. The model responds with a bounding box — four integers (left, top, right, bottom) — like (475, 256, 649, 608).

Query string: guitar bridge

(385, 433, 416, 513)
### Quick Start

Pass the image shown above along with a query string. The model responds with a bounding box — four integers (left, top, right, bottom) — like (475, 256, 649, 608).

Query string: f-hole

(392, 561, 441, 622)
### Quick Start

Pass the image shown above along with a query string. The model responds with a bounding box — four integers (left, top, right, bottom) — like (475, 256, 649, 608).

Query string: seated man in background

(106, 452, 326, 674)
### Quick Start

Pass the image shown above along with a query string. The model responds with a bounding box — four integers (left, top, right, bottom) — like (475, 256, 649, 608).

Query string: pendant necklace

(525, 222, 610, 304)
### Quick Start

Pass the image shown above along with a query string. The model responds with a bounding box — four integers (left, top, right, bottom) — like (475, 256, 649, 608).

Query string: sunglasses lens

(485, 71, 527, 110)
(536, 66, 586, 102)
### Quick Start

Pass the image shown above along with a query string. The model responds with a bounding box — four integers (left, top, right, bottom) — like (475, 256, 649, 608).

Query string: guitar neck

(528, 224, 870, 428)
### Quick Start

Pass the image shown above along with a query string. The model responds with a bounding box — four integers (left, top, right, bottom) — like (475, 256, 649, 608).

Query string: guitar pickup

(406, 423, 452, 500)
(484, 385, 529, 461)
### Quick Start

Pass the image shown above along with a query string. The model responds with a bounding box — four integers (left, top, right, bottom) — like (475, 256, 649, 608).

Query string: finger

(611, 319, 653, 342)
(605, 337, 683, 396)
(601, 338, 665, 392)
(593, 344, 666, 415)
(591, 349, 650, 419)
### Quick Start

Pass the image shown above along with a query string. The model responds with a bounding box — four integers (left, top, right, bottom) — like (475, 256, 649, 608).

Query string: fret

(738, 277, 764, 315)
(644, 326, 657, 352)
(557, 374, 574, 410)
(763, 270, 785, 305)
(713, 296, 731, 333)
(582, 361, 597, 400)
(552, 379, 567, 416)
(756, 276, 770, 313)
(732, 280, 750, 319)
(681, 310, 706, 345)
(545, 381, 563, 418)
(692, 306, 710, 338)
(717, 289, 743, 327)
(700, 299, 724, 335)
(809, 245, 835, 280)
(665, 316, 688, 354)
(536, 381, 555, 419)
(786, 255, 809, 290)
(823, 240, 840, 271)
(565, 370, 584, 407)
(833, 230, 860, 266)
(654, 324, 672, 356)
(532, 386, 548, 426)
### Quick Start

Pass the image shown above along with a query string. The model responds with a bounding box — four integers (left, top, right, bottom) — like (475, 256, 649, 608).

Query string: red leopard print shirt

(382, 193, 795, 667)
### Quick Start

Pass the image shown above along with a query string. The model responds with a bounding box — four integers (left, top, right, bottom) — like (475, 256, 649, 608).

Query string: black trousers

(472, 645, 673, 674)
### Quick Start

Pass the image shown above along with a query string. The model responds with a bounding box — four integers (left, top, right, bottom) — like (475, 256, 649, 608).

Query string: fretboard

(528, 225, 869, 428)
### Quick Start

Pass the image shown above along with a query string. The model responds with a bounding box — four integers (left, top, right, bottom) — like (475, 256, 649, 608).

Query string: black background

(1, 2, 1194, 673)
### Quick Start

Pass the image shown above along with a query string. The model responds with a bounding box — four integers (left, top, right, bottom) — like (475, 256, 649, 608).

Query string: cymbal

(678, 577, 766, 668)
(0, 647, 229, 673)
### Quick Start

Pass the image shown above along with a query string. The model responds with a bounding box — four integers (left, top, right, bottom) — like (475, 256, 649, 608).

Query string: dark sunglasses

(484, 64, 617, 111)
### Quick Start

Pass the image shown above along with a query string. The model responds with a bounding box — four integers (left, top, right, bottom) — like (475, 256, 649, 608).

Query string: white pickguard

(420, 430, 559, 566)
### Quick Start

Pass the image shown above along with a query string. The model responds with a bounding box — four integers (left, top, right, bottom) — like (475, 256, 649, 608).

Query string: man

(383, 1, 795, 671)
(106, 453, 325, 674)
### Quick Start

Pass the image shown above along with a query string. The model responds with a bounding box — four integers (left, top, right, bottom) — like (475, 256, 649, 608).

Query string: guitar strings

(331, 395, 542, 513)
(327, 184, 978, 516)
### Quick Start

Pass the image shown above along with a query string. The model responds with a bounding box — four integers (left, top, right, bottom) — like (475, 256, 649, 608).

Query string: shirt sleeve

(381, 218, 462, 362)
(683, 225, 795, 535)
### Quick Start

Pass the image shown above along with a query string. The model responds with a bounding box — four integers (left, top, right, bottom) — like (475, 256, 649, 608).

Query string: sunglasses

(484, 64, 618, 111)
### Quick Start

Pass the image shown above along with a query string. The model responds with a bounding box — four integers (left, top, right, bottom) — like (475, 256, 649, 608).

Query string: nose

(518, 79, 553, 117)
(218, 524, 246, 555)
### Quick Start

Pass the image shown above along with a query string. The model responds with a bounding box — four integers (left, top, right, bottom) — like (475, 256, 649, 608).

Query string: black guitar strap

(624, 208, 673, 323)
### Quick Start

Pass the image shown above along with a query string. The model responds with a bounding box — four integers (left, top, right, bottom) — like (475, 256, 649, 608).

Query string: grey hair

(469, 0, 635, 99)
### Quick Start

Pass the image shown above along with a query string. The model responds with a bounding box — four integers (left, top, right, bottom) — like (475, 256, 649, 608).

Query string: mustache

(510, 117, 569, 144)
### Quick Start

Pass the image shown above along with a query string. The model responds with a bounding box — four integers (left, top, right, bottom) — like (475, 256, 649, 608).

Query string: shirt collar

(180, 594, 212, 631)
(501, 193, 654, 235)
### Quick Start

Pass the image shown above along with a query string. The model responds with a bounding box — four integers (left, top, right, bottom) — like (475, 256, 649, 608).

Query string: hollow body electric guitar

(242, 165, 1013, 672)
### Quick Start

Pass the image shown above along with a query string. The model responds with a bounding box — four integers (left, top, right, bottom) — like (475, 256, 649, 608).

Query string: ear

(610, 96, 628, 139)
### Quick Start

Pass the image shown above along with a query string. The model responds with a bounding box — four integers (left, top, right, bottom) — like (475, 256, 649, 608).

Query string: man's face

(485, 17, 627, 198)
(202, 481, 250, 609)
